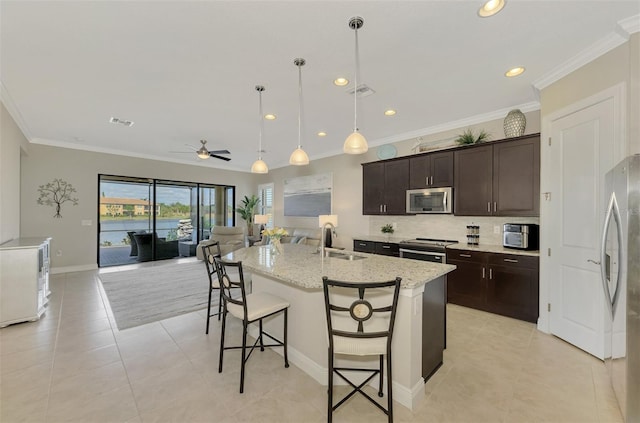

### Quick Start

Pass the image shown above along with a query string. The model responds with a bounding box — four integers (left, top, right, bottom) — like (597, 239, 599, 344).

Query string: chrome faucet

(320, 222, 337, 258)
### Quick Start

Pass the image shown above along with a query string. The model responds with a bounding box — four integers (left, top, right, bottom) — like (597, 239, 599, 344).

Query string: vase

(271, 238, 284, 254)
(503, 109, 526, 138)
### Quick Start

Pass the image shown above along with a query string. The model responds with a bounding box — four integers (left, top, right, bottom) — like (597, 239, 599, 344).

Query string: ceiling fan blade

(208, 149, 231, 155)
(209, 154, 231, 162)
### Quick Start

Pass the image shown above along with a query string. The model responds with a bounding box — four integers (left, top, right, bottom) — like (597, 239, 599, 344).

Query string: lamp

(254, 214, 269, 237)
(290, 58, 310, 165)
(251, 85, 269, 173)
(343, 16, 368, 155)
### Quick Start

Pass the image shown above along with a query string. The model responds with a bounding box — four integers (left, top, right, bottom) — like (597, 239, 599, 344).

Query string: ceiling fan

(174, 140, 231, 161)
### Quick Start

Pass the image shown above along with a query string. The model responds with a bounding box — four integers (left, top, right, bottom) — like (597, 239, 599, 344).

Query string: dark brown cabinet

(454, 134, 540, 216)
(409, 151, 454, 189)
(353, 239, 400, 257)
(446, 249, 539, 323)
(362, 159, 409, 215)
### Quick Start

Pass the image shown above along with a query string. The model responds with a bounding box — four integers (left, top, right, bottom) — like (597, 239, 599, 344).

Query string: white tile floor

(0, 264, 624, 423)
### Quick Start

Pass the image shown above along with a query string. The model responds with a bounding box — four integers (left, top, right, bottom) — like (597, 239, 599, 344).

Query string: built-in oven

(398, 238, 458, 263)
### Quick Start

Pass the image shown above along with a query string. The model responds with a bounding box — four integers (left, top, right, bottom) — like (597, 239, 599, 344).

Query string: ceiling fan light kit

(197, 140, 210, 159)
(290, 58, 310, 166)
(251, 85, 269, 173)
(343, 16, 369, 155)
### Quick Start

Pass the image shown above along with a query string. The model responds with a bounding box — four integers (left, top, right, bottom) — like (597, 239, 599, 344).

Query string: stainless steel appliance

(399, 238, 458, 263)
(601, 154, 639, 422)
(406, 187, 452, 214)
(503, 223, 539, 250)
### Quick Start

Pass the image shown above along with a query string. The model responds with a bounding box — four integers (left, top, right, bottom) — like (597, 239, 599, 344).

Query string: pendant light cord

(354, 25, 359, 132)
(297, 62, 303, 149)
(258, 88, 264, 160)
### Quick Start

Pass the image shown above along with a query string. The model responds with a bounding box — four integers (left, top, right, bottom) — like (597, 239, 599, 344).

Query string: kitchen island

(224, 244, 456, 410)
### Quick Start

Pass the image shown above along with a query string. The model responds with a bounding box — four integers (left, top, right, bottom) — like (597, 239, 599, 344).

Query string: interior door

(548, 98, 615, 359)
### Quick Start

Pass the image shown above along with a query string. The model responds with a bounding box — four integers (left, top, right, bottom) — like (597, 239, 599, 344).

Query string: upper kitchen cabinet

(454, 134, 540, 216)
(362, 159, 409, 215)
(409, 151, 454, 189)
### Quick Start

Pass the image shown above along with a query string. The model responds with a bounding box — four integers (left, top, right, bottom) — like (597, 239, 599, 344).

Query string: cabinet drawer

(446, 249, 486, 263)
(353, 240, 375, 253)
(375, 242, 400, 256)
(488, 253, 538, 269)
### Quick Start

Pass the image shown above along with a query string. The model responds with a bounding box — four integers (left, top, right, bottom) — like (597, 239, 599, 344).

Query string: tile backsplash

(370, 214, 540, 246)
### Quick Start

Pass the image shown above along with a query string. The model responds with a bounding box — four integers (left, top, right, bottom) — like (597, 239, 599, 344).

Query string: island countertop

(224, 244, 456, 290)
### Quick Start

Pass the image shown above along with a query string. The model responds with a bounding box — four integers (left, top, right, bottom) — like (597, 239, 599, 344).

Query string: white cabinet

(0, 237, 51, 327)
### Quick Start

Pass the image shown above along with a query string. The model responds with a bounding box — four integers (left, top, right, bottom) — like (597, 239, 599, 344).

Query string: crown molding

(533, 14, 640, 92)
(0, 81, 33, 141)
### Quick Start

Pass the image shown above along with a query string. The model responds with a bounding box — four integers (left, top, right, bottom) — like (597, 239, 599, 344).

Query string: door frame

(539, 82, 627, 333)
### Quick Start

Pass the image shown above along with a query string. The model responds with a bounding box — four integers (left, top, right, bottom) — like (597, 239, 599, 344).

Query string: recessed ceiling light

(317, 131, 327, 137)
(505, 66, 525, 77)
(384, 109, 397, 116)
(264, 114, 277, 120)
(334, 77, 349, 86)
(478, 0, 505, 17)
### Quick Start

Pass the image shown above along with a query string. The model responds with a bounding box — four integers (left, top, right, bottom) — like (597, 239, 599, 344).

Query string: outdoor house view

(98, 176, 235, 266)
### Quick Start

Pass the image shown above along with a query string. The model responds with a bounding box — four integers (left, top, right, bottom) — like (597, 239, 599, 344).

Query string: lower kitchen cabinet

(446, 249, 539, 323)
(353, 239, 400, 257)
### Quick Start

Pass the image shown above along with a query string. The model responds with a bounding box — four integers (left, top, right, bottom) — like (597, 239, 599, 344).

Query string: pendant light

(289, 58, 310, 166)
(250, 85, 269, 174)
(343, 16, 369, 155)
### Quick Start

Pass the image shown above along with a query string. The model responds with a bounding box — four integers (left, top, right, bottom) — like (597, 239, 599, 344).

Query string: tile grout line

(43, 274, 66, 422)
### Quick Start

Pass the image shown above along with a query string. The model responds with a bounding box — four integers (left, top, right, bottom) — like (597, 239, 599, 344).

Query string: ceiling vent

(347, 84, 375, 98)
(109, 117, 134, 127)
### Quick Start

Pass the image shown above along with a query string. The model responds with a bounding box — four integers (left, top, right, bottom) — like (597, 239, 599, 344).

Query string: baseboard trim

(51, 264, 98, 274)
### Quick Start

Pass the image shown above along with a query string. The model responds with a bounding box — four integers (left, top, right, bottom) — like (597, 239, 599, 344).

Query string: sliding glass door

(98, 175, 235, 267)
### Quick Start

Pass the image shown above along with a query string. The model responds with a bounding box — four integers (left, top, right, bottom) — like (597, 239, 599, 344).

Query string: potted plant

(454, 128, 490, 145)
(235, 195, 260, 237)
(381, 223, 395, 238)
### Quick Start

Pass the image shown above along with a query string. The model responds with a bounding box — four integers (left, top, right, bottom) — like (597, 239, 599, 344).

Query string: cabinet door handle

(384, 204, 387, 213)
(494, 202, 497, 213)
(460, 253, 471, 258)
(430, 176, 433, 185)
(359, 243, 367, 247)
(482, 267, 485, 278)
(426, 177, 429, 186)
(503, 258, 519, 263)
(489, 268, 493, 279)
(487, 202, 491, 213)
(379, 205, 383, 213)
(382, 245, 391, 249)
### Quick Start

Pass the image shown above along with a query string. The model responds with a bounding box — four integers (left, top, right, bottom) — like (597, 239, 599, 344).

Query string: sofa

(196, 226, 245, 260)
(259, 227, 332, 248)
(133, 232, 179, 262)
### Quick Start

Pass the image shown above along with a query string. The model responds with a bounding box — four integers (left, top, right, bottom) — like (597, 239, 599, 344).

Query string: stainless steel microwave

(406, 187, 452, 214)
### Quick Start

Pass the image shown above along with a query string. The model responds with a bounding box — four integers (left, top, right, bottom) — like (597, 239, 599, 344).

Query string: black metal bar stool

(202, 242, 223, 334)
(322, 276, 401, 423)
(214, 257, 290, 393)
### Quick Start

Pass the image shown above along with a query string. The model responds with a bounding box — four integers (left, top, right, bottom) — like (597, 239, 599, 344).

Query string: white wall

(20, 144, 257, 272)
(0, 103, 29, 244)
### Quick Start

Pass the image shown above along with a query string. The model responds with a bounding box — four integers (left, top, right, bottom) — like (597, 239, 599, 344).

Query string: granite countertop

(446, 243, 540, 257)
(224, 244, 456, 290)
(353, 235, 406, 243)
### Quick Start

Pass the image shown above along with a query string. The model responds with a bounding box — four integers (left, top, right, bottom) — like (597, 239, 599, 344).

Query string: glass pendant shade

(251, 159, 268, 173)
(343, 130, 368, 154)
(289, 147, 309, 165)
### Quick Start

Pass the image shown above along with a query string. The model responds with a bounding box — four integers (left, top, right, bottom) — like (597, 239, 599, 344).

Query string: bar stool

(214, 257, 290, 393)
(202, 242, 223, 334)
(322, 276, 401, 423)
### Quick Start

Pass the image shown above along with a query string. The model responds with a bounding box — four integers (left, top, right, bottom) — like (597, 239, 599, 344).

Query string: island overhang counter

(223, 244, 456, 410)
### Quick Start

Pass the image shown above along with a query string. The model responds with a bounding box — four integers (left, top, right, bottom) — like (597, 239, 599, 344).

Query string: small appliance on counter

(503, 223, 539, 250)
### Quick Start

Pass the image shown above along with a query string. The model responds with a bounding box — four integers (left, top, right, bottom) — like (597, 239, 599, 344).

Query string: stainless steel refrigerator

(601, 154, 640, 422)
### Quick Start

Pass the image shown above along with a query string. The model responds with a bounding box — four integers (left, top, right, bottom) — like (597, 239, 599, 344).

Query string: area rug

(99, 261, 212, 330)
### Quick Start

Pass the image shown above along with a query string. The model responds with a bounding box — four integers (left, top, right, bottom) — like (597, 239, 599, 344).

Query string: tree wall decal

(37, 179, 79, 218)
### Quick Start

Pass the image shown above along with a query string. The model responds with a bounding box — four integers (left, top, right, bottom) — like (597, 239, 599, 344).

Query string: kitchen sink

(324, 251, 367, 261)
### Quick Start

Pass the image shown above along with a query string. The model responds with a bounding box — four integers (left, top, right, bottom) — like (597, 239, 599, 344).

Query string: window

(258, 183, 274, 228)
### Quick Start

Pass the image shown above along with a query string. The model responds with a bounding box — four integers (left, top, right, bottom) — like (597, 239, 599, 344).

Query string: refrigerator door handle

(609, 196, 624, 318)
(600, 193, 623, 319)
